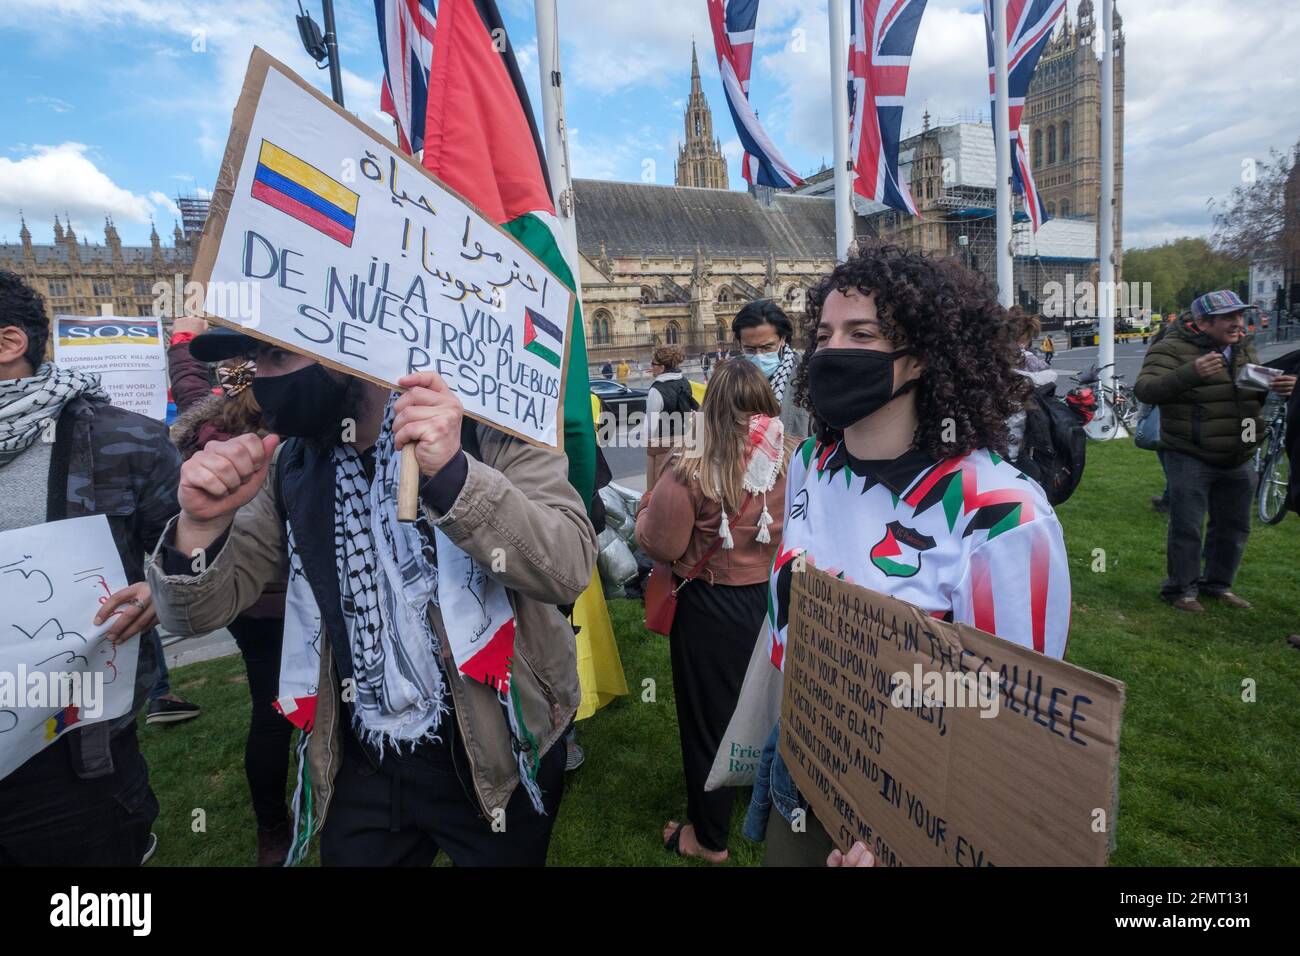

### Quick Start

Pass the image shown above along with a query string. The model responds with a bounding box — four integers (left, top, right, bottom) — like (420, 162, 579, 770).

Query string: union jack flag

(707, 0, 804, 188)
(848, 0, 930, 215)
(376, 0, 438, 155)
(984, 0, 1064, 232)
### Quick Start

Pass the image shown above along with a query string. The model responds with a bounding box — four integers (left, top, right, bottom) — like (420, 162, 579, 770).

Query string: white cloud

(27, 94, 73, 113)
(0, 143, 157, 228)
(148, 191, 181, 217)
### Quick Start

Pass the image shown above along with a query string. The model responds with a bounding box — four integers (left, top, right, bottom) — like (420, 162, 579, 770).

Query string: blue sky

(1, 0, 1297, 252)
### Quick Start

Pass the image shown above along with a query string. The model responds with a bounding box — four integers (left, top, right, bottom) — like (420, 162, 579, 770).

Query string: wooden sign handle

(397, 444, 421, 522)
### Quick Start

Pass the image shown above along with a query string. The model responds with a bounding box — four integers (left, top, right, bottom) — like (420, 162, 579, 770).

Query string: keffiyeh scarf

(768, 344, 796, 404)
(719, 414, 786, 550)
(276, 397, 544, 864)
(0, 363, 109, 465)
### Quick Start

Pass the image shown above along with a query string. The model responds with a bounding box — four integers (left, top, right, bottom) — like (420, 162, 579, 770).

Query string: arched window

(1061, 121, 1071, 162)
(1032, 129, 1043, 168)
(717, 287, 731, 304)
(591, 309, 612, 345)
(1059, 199, 1070, 217)
(640, 286, 655, 304)
(1047, 126, 1057, 165)
(1046, 201, 1056, 217)
(666, 322, 680, 345)
(716, 322, 728, 343)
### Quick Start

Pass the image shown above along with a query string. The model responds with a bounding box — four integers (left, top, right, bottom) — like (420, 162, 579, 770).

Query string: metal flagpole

(535, 0, 581, 270)
(828, 0, 854, 262)
(1098, 0, 1116, 403)
(993, 0, 1013, 307)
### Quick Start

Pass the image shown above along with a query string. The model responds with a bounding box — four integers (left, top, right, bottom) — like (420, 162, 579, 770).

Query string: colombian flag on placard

(252, 139, 359, 246)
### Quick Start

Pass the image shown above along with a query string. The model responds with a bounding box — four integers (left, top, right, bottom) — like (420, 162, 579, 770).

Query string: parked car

(590, 379, 648, 417)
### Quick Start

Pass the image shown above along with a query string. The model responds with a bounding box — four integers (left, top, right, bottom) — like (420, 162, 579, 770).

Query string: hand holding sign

(93, 582, 159, 645)
(393, 372, 464, 478)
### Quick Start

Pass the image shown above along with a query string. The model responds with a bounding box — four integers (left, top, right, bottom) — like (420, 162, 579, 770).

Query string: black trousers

(1161, 450, 1254, 599)
(668, 578, 767, 853)
(227, 614, 293, 830)
(320, 714, 565, 866)
(0, 723, 157, 866)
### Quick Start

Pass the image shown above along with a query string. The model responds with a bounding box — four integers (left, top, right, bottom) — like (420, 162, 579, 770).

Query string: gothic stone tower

(675, 42, 730, 190)
(1024, 1, 1125, 276)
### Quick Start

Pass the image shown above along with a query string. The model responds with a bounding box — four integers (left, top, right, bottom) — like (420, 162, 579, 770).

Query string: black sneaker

(146, 697, 201, 725)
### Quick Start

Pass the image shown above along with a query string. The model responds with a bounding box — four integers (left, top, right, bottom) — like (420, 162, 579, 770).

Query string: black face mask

(251, 363, 352, 440)
(807, 347, 916, 431)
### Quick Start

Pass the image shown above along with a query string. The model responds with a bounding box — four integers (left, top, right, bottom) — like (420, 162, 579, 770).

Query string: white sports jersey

(767, 438, 1071, 669)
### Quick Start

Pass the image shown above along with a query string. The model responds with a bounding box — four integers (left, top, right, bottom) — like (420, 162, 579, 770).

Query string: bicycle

(1069, 363, 1137, 439)
(1254, 397, 1290, 524)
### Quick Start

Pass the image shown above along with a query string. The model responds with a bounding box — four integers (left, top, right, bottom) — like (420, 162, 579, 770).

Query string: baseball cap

(1190, 290, 1247, 322)
(189, 326, 262, 363)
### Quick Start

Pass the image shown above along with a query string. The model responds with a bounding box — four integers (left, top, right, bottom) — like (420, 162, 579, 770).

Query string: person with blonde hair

(636, 358, 796, 863)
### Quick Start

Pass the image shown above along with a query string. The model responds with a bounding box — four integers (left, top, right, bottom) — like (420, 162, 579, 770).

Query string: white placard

(53, 315, 168, 420)
(0, 515, 138, 781)
(196, 55, 573, 449)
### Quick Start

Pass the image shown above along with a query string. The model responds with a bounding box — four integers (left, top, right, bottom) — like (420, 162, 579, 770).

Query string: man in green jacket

(1135, 291, 1296, 612)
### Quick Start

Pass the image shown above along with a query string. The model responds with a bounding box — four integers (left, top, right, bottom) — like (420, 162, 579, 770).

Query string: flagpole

(535, 1, 581, 270)
(1098, 0, 1116, 402)
(993, 0, 1013, 307)
(828, 0, 854, 262)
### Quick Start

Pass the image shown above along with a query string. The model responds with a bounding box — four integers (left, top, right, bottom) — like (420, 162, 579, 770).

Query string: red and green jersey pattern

(767, 438, 1071, 670)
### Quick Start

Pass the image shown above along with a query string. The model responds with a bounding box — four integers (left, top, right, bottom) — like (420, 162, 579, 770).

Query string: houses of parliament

(3, 4, 1122, 361)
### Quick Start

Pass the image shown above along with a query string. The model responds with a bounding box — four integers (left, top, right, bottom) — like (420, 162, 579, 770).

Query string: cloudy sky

(1, 0, 1296, 252)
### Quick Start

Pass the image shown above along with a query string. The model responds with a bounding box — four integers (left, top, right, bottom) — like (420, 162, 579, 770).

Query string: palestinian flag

(421, 0, 596, 504)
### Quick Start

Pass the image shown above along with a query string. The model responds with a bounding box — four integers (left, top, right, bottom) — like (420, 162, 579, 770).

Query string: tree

(1124, 237, 1247, 315)
(1209, 137, 1299, 261)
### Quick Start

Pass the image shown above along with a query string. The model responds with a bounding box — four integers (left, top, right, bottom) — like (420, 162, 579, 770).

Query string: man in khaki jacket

(146, 330, 596, 865)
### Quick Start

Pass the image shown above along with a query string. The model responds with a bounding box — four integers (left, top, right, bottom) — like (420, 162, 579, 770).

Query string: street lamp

(296, 0, 344, 107)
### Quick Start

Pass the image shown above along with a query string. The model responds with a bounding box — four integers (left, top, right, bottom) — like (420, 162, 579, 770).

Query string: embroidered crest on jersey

(869, 520, 936, 577)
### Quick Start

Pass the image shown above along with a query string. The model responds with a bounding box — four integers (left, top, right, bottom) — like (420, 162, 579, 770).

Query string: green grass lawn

(141, 440, 1300, 866)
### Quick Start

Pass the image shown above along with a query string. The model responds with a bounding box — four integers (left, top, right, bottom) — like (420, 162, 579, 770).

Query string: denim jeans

(1161, 450, 1254, 600)
(146, 629, 172, 702)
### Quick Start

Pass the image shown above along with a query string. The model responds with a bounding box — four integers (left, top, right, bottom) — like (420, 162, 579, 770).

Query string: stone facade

(1024, 0, 1125, 277)
(0, 215, 198, 358)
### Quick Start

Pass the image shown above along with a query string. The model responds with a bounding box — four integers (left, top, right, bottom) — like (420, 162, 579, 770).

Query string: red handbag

(644, 495, 756, 636)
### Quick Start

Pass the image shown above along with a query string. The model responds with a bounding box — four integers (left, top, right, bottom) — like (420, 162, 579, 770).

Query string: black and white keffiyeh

(768, 344, 797, 404)
(275, 396, 545, 863)
(0, 363, 109, 465)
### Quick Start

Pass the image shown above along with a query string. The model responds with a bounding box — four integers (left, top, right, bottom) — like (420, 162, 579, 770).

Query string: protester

(636, 359, 796, 863)
(742, 245, 1071, 866)
(601, 361, 613, 381)
(0, 271, 180, 865)
(616, 358, 630, 385)
(732, 299, 811, 438)
(1041, 333, 1055, 365)
(166, 317, 294, 866)
(644, 344, 699, 490)
(1134, 291, 1296, 613)
(1006, 310, 1058, 462)
(146, 333, 597, 866)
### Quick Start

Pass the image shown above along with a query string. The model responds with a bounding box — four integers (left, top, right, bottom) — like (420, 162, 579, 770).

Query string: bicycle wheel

(1257, 445, 1291, 524)
(1084, 401, 1118, 440)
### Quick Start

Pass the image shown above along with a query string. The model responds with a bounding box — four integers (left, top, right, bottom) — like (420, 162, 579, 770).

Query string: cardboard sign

(780, 566, 1124, 866)
(0, 516, 138, 781)
(52, 315, 168, 420)
(192, 48, 574, 449)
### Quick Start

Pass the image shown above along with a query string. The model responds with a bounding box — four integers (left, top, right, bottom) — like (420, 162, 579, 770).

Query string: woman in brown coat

(636, 358, 796, 863)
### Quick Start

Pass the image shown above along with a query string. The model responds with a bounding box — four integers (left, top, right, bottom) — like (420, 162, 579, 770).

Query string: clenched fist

(176, 433, 280, 553)
(393, 372, 463, 477)
(1194, 351, 1226, 380)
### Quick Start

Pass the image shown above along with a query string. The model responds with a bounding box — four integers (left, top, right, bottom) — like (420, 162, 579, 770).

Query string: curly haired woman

(743, 243, 1072, 867)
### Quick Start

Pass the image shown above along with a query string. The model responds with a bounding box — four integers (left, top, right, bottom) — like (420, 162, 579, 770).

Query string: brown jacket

(146, 424, 596, 826)
(635, 445, 792, 586)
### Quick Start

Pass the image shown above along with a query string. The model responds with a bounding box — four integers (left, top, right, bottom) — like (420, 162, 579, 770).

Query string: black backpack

(1013, 383, 1087, 506)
